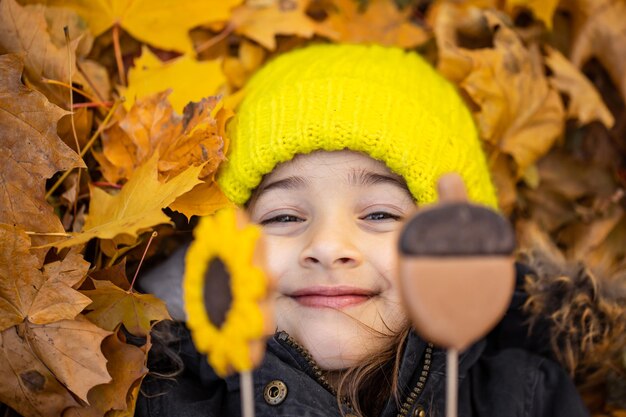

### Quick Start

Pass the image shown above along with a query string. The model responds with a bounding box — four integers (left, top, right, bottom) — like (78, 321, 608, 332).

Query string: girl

(137, 43, 589, 417)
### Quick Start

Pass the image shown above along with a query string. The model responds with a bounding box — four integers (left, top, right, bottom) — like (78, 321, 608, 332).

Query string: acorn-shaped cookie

(398, 174, 516, 351)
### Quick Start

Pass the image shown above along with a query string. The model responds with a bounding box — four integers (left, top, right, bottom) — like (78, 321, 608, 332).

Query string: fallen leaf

(63, 332, 148, 416)
(170, 181, 234, 218)
(0, 0, 89, 107)
(83, 280, 171, 337)
(89, 259, 131, 291)
(24, 0, 243, 53)
(435, 8, 565, 177)
(0, 225, 91, 331)
(95, 91, 227, 183)
(24, 318, 112, 402)
(568, 0, 626, 105)
(230, 0, 338, 50)
(321, 0, 430, 48)
(0, 54, 84, 244)
(0, 325, 80, 417)
(121, 46, 226, 114)
(48, 154, 204, 249)
(505, 0, 560, 29)
(545, 46, 614, 128)
(222, 39, 266, 89)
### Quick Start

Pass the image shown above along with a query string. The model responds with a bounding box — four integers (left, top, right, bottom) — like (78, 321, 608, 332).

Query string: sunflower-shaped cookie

(184, 208, 273, 377)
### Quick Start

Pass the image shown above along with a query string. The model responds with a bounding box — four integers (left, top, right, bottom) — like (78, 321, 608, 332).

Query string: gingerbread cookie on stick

(398, 173, 516, 417)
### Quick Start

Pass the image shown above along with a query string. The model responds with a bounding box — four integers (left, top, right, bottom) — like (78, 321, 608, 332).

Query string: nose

(299, 220, 363, 269)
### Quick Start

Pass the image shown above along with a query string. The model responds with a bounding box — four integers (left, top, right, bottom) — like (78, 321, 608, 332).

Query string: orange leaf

(95, 91, 227, 184)
(321, 0, 430, 48)
(170, 181, 234, 219)
(0, 55, 83, 248)
(83, 280, 171, 337)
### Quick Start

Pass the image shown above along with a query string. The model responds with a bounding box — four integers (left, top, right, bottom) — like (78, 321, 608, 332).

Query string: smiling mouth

(289, 287, 375, 309)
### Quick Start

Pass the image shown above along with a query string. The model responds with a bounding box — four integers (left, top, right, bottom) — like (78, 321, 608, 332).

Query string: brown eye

(261, 214, 304, 225)
(363, 212, 400, 221)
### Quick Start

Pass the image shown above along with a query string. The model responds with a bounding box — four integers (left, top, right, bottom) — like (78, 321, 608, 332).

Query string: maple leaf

(24, 0, 243, 54)
(0, 225, 91, 331)
(545, 46, 614, 128)
(49, 154, 204, 249)
(0, 325, 80, 417)
(170, 182, 234, 218)
(95, 91, 228, 184)
(120, 46, 226, 114)
(568, 0, 626, 105)
(63, 332, 148, 416)
(0, 54, 84, 246)
(321, 0, 430, 48)
(0, 0, 100, 107)
(434, 7, 565, 177)
(230, 0, 339, 50)
(83, 280, 171, 337)
(223, 39, 266, 89)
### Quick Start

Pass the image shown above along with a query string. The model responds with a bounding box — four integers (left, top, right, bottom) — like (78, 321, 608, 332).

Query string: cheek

(258, 235, 295, 283)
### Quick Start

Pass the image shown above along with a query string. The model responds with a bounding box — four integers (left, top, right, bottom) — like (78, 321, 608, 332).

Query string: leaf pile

(1, 0, 625, 415)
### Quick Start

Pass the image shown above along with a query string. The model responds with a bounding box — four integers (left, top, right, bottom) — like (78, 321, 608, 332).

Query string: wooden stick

(446, 348, 458, 417)
(241, 371, 255, 417)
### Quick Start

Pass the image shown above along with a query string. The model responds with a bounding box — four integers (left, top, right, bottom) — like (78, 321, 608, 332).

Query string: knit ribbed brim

(217, 43, 498, 208)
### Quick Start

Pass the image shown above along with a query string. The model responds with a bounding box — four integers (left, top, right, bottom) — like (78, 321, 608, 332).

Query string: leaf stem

(129, 231, 158, 292)
(45, 99, 122, 200)
(112, 24, 127, 86)
(72, 101, 113, 109)
(42, 78, 100, 105)
(195, 22, 235, 54)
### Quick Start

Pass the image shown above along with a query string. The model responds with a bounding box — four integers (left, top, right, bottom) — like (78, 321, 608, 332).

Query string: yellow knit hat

(217, 43, 498, 208)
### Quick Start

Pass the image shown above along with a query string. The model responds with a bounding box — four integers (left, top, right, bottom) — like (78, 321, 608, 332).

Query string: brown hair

(332, 325, 412, 417)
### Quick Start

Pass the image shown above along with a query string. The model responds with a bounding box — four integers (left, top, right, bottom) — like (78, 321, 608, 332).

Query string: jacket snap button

(263, 380, 288, 405)
(412, 405, 426, 417)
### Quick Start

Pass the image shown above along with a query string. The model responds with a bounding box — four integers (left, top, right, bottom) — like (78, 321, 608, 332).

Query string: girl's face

(248, 150, 415, 370)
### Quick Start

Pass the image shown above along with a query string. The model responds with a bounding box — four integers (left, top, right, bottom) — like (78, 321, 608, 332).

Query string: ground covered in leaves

(1, 0, 625, 416)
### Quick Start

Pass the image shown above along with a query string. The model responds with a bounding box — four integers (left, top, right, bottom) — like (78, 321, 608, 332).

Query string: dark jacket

(137, 264, 590, 417)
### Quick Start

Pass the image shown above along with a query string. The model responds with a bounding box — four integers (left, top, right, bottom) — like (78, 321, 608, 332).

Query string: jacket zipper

(277, 331, 433, 417)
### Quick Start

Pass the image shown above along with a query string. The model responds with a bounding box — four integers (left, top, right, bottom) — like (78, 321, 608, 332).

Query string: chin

(277, 307, 395, 370)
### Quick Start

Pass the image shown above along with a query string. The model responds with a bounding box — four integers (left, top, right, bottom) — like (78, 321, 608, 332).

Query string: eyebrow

(349, 169, 411, 194)
(257, 176, 310, 193)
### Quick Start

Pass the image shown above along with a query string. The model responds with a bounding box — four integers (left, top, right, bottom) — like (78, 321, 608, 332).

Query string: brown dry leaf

(0, 54, 84, 243)
(89, 259, 131, 291)
(0, 0, 90, 107)
(545, 46, 615, 128)
(170, 182, 234, 218)
(230, 0, 338, 50)
(0, 225, 91, 331)
(24, 318, 112, 402)
(0, 325, 80, 417)
(63, 332, 148, 417)
(569, 0, 626, 105)
(505, 0, 560, 29)
(95, 91, 227, 184)
(321, 0, 430, 48)
(83, 280, 171, 337)
(435, 7, 565, 177)
(48, 154, 204, 249)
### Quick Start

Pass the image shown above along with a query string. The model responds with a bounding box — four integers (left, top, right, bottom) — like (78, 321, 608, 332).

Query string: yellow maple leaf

(23, 0, 243, 53)
(83, 280, 171, 337)
(121, 46, 226, 113)
(49, 154, 204, 249)
(230, 0, 338, 50)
